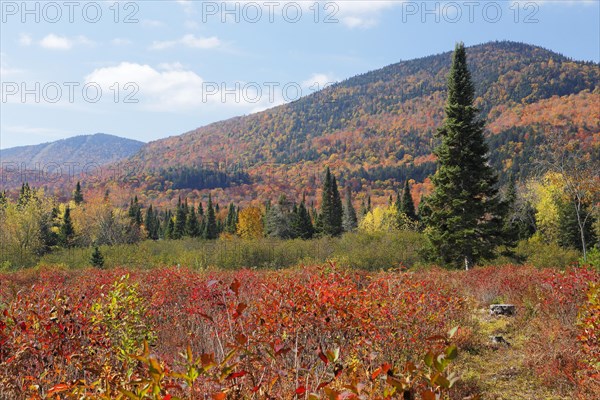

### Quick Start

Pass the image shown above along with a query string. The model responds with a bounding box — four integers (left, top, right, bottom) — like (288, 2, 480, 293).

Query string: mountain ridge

(0, 133, 145, 168)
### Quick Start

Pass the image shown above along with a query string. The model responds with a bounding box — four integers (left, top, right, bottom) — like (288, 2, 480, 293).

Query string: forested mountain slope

(6, 42, 598, 207)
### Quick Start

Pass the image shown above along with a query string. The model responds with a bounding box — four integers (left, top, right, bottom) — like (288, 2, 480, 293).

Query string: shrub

(515, 238, 580, 268)
(580, 246, 600, 269)
(334, 231, 425, 269)
(90, 274, 156, 368)
(577, 282, 600, 398)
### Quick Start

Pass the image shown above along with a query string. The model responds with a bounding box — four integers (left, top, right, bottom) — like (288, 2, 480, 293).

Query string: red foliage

(0, 264, 597, 398)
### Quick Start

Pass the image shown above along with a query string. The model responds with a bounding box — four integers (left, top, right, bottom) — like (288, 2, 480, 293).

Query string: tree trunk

(575, 198, 587, 262)
(464, 255, 472, 271)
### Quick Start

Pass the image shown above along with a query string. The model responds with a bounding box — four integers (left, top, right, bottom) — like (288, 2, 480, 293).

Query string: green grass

(35, 231, 427, 270)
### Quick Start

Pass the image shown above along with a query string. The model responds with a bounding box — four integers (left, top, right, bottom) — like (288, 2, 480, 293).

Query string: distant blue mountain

(0, 133, 144, 167)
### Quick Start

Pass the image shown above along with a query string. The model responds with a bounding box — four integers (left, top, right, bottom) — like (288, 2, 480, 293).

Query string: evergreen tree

(186, 204, 201, 237)
(203, 194, 218, 239)
(128, 196, 142, 226)
(393, 190, 402, 214)
(320, 167, 343, 236)
(266, 195, 293, 239)
(40, 206, 59, 252)
(90, 246, 105, 268)
(225, 202, 238, 234)
(18, 183, 33, 208)
(400, 180, 418, 222)
(394, 179, 419, 228)
(297, 199, 315, 239)
(73, 181, 84, 205)
(165, 216, 175, 240)
(59, 205, 75, 247)
(173, 197, 187, 239)
(0, 190, 7, 208)
(342, 186, 358, 232)
(421, 43, 507, 269)
(145, 205, 160, 240)
(332, 177, 343, 234)
(162, 210, 173, 239)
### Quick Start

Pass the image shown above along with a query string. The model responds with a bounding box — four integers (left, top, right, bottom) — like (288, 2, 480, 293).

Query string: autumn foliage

(1, 264, 598, 399)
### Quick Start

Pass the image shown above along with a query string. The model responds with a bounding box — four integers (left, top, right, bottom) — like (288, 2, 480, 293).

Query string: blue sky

(1, 0, 598, 149)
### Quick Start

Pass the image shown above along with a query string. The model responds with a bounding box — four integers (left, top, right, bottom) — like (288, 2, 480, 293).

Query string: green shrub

(580, 246, 600, 269)
(515, 238, 580, 268)
(90, 275, 156, 370)
(334, 231, 426, 270)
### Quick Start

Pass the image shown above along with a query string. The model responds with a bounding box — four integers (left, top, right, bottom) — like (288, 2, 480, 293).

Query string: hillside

(113, 41, 598, 207)
(0, 133, 144, 169)
(6, 42, 599, 207)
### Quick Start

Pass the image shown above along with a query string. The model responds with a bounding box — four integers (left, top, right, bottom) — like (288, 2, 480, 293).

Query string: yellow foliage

(359, 206, 399, 233)
(526, 172, 566, 244)
(236, 207, 264, 239)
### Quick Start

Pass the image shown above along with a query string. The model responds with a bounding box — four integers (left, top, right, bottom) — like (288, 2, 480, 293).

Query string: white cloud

(334, 1, 398, 28)
(150, 34, 221, 50)
(40, 34, 72, 50)
(85, 62, 207, 112)
(84, 62, 319, 113)
(19, 34, 32, 46)
(39, 34, 93, 50)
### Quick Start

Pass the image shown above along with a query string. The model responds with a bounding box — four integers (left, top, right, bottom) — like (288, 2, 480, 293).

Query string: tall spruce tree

(225, 202, 238, 234)
(203, 194, 218, 239)
(173, 197, 187, 239)
(162, 210, 173, 239)
(186, 204, 201, 238)
(128, 196, 142, 226)
(422, 43, 506, 269)
(320, 167, 343, 236)
(59, 205, 75, 247)
(73, 181, 84, 205)
(342, 186, 358, 232)
(297, 199, 315, 239)
(145, 205, 160, 240)
(400, 180, 418, 222)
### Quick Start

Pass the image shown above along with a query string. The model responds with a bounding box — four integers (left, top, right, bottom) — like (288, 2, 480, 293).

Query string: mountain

(0, 133, 144, 169)
(4, 42, 599, 207)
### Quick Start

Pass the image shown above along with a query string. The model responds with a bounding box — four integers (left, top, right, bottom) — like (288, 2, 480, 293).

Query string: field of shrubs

(0, 264, 598, 399)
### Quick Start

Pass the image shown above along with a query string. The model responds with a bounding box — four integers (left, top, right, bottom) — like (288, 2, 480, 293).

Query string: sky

(0, 0, 599, 149)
